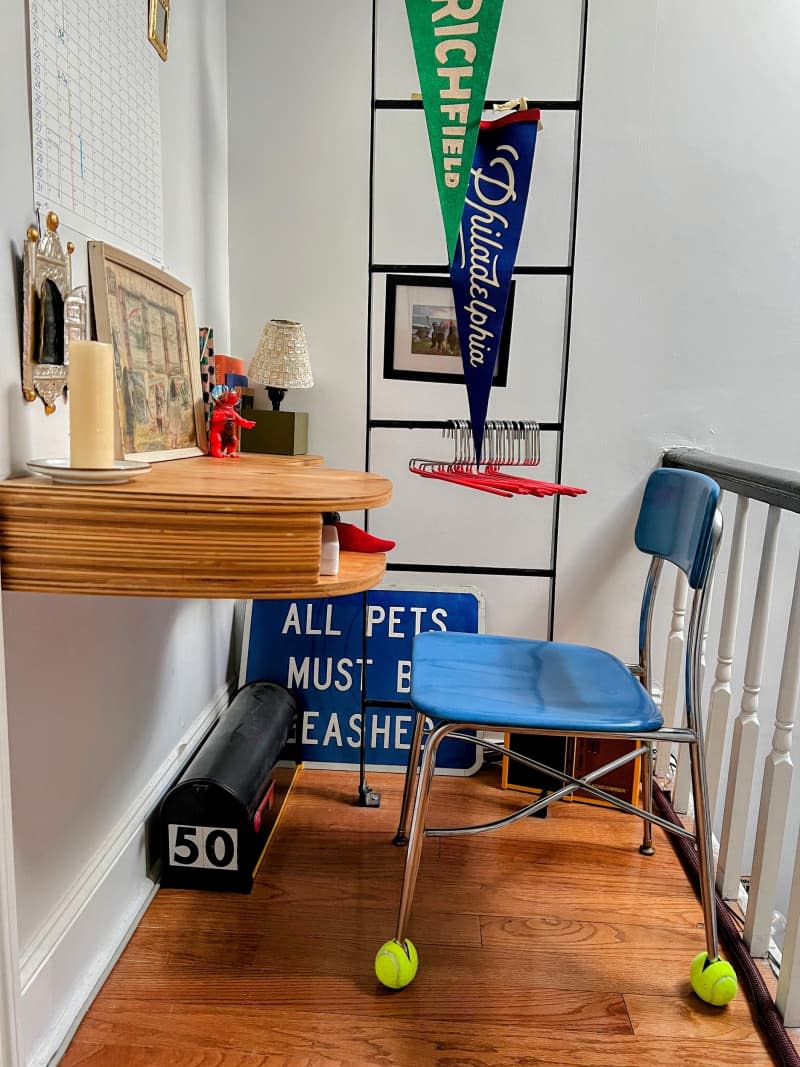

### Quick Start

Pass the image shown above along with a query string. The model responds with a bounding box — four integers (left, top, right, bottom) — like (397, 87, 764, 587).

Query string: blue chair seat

(411, 631, 663, 733)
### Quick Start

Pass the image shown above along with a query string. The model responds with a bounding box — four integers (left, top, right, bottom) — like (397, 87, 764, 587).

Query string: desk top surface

(0, 455, 393, 598)
(0, 454, 393, 513)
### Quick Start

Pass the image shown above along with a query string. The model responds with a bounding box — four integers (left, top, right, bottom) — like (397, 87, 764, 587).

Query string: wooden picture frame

(383, 273, 513, 386)
(88, 242, 207, 462)
(148, 0, 170, 61)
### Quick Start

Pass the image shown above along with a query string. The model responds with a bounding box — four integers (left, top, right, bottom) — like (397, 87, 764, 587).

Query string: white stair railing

(659, 449, 800, 1026)
(655, 571, 688, 780)
(716, 505, 780, 900)
(671, 579, 714, 815)
(778, 822, 800, 1024)
(705, 494, 750, 819)
(744, 548, 800, 957)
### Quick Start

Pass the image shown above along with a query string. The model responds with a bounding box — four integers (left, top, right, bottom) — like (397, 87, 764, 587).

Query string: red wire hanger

(409, 420, 586, 499)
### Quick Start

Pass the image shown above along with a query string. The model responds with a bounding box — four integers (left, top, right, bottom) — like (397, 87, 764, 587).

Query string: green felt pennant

(405, 0, 505, 261)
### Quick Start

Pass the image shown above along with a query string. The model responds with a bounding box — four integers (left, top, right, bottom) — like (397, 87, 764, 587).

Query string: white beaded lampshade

(249, 319, 313, 393)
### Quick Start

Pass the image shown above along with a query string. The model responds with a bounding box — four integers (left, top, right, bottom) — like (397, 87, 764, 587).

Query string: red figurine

(208, 386, 255, 459)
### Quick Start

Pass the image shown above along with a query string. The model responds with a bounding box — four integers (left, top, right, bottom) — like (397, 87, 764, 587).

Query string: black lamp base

(267, 387, 286, 411)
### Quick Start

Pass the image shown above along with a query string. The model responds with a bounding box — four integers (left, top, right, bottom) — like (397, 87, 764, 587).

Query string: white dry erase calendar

(28, 0, 164, 264)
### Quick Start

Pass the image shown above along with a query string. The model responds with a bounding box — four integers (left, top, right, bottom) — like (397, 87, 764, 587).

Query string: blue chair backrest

(634, 469, 721, 589)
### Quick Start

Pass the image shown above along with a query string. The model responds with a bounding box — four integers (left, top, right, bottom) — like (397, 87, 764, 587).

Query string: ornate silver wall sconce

(21, 211, 87, 413)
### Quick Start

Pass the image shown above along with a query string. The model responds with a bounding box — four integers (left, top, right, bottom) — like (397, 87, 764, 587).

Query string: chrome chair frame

(391, 509, 724, 966)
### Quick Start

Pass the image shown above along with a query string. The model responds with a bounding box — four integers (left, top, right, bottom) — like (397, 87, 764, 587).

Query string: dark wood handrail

(663, 448, 800, 515)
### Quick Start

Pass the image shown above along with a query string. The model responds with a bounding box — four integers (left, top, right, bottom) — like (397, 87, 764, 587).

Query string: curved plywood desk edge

(0, 455, 392, 598)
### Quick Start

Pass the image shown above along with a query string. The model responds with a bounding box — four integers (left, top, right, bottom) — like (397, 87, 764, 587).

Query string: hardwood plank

(247, 833, 702, 930)
(113, 928, 262, 973)
(69, 1000, 631, 1058)
(250, 902, 480, 950)
(281, 764, 672, 841)
(63, 1015, 776, 1067)
(126, 901, 481, 965)
(480, 913, 703, 954)
(277, 768, 679, 862)
(98, 941, 709, 1003)
(431, 835, 682, 887)
(61, 1043, 342, 1067)
(624, 992, 770, 1045)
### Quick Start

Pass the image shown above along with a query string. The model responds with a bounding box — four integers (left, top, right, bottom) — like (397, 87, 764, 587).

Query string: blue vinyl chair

(374, 468, 738, 1005)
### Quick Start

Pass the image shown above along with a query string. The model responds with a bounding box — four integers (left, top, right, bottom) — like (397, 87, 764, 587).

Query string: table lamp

(244, 319, 314, 455)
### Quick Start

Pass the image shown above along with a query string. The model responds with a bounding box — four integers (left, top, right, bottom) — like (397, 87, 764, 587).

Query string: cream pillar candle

(68, 341, 116, 468)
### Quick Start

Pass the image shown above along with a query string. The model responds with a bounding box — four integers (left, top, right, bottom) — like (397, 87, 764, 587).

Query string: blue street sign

(240, 586, 483, 772)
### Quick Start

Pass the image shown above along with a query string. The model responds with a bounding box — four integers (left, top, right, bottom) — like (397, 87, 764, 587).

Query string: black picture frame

(383, 273, 513, 386)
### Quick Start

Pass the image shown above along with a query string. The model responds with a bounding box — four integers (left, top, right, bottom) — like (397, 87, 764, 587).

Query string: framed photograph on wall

(89, 242, 207, 461)
(383, 273, 513, 385)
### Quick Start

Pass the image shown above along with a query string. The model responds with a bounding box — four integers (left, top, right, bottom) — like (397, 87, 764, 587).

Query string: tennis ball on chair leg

(375, 939, 418, 989)
(690, 951, 738, 1006)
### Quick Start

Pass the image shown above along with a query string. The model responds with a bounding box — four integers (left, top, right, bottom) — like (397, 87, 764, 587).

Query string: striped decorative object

(199, 326, 216, 429)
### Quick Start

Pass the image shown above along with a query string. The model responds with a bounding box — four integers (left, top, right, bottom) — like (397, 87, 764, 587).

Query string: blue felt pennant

(450, 108, 540, 461)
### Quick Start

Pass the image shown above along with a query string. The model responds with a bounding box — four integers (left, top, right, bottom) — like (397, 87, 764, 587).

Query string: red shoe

(335, 522, 396, 553)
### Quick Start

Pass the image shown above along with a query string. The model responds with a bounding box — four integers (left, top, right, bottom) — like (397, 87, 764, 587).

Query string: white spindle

(744, 547, 800, 957)
(655, 570, 688, 778)
(705, 495, 750, 819)
(672, 718, 692, 814)
(671, 580, 713, 815)
(777, 825, 800, 1024)
(717, 505, 781, 900)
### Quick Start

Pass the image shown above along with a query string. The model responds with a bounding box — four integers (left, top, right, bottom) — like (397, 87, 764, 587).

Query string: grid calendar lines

(28, 0, 163, 263)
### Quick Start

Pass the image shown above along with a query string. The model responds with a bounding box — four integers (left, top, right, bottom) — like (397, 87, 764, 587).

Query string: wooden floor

(62, 765, 777, 1066)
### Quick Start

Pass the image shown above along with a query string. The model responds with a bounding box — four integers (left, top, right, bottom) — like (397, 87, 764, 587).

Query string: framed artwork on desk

(383, 273, 513, 386)
(89, 242, 207, 462)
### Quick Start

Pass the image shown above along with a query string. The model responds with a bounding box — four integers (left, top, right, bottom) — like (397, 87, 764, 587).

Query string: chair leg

(685, 736, 740, 1005)
(639, 743, 656, 856)
(688, 739, 720, 962)
(393, 712, 426, 847)
(394, 723, 449, 944)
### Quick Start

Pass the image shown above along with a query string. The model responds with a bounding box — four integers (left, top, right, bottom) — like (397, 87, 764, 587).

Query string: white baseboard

(19, 679, 236, 1067)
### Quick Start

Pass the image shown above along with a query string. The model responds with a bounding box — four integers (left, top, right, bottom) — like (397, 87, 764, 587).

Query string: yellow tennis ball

(690, 951, 738, 1006)
(375, 938, 419, 990)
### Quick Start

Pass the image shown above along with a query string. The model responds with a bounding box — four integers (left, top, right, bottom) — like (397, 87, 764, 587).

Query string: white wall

(0, 2, 234, 1063)
(557, 0, 800, 656)
(226, 1, 372, 471)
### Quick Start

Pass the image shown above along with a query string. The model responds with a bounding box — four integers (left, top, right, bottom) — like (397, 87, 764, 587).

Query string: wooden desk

(0, 454, 392, 599)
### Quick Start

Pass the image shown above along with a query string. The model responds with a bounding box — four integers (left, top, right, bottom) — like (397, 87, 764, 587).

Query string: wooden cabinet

(502, 733, 640, 808)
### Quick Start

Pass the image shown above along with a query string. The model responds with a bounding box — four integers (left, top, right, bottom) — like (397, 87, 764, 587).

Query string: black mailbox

(160, 681, 299, 893)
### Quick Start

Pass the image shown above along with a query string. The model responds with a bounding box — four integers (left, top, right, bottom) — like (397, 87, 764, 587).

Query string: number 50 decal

(167, 825, 238, 871)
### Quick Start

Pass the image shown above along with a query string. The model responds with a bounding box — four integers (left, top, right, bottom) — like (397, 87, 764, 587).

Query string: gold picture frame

(88, 242, 207, 462)
(148, 0, 170, 61)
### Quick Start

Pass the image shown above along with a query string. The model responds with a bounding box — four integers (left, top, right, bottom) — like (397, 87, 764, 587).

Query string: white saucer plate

(27, 458, 152, 485)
